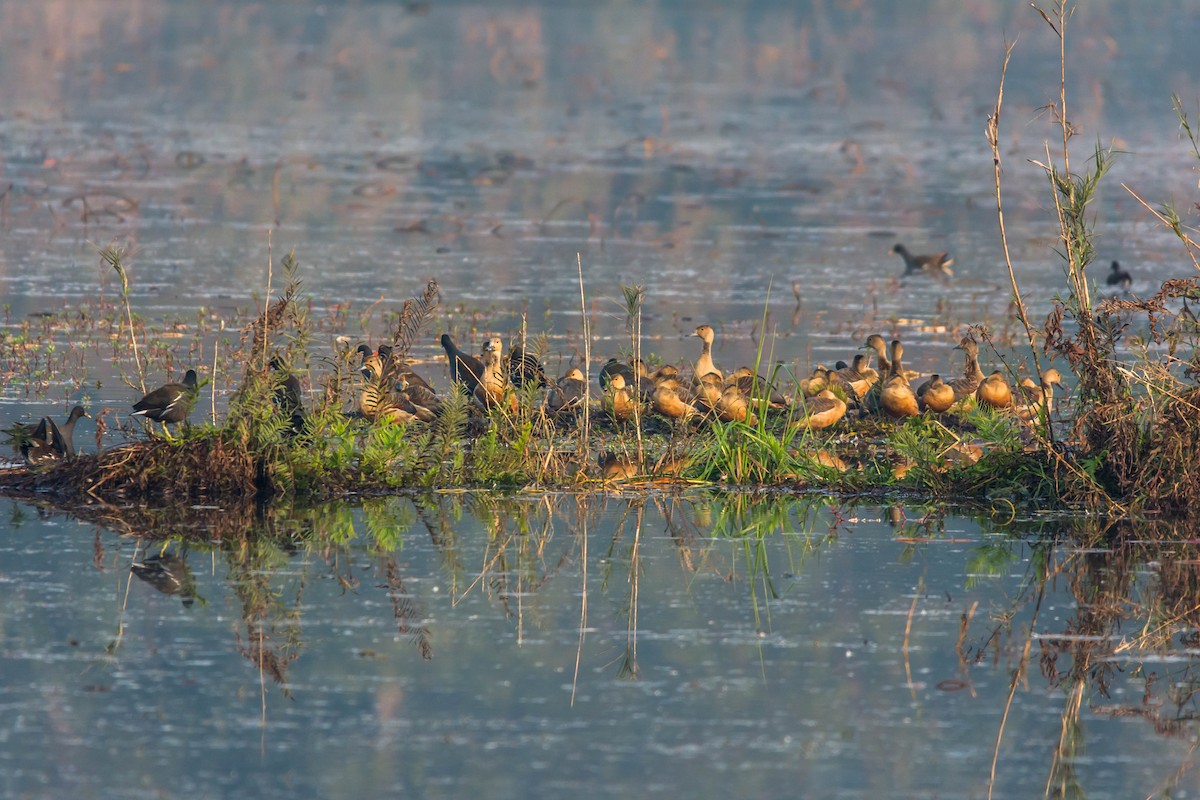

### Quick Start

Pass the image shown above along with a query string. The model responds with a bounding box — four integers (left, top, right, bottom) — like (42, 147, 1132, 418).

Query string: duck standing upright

(879, 341, 919, 419)
(946, 337, 984, 402)
(692, 325, 723, 383)
(1013, 368, 1066, 421)
(474, 337, 518, 414)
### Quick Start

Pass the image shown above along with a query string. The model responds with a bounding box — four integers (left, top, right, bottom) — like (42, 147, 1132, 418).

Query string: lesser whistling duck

(831, 354, 877, 401)
(727, 366, 789, 408)
(599, 358, 654, 400)
(545, 368, 586, 416)
(398, 373, 442, 422)
(133, 369, 198, 432)
(863, 333, 920, 380)
(947, 336, 985, 404)
(692, 325, 723, 383)
(692, 372, 724, 412)
(597, 451, 638, 482)
(1106, 260, 1132, 288)
(474, 337, 518, 414)
(1013, 368, 1066, 421)
(652, 378, 700, 421)
(798, 366, 830, 398)
(715, 384, 758, 426)
(976, 370, 1013, 409)
(790, 389, 847, 431)
(893, 243, 954, 278)
(648, 363, 680, 384)
(601, 373, 639, 422)
(879, 341, 919, 419)
(440, 333, 485, 398)
(916, 374, 955, 414)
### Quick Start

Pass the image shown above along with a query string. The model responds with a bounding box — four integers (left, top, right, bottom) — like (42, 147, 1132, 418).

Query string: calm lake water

(2, 0, 1200, 797)
(3, 492, 1198, 799)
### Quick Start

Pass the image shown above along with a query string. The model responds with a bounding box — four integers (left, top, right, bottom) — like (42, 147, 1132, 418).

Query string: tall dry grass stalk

(98, 244, 145, 393)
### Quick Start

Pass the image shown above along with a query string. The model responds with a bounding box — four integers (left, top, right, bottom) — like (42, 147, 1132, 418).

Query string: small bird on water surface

(1105, 260, 1132, 289)
(892, 243, 954, 279)
(132, 369, 198, 434)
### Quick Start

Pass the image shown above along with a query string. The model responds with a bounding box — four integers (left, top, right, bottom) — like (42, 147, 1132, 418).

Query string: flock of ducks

(355, 319, 1069, 436)
(11, 243, 1080, 468)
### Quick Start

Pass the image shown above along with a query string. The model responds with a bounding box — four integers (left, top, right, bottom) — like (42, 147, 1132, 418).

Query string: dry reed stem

(1120, 183, 1200, 273)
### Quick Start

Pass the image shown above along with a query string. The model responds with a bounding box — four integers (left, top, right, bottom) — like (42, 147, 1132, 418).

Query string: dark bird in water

(1106, 260, 1132, 289)
(14, 405, 89, 466)
(508, 344, 547, 389)
(440, 333, 485, 397)
(131, 551, 198, 608)
(892, 243, 954, 278)
(133, 369, 199, 432)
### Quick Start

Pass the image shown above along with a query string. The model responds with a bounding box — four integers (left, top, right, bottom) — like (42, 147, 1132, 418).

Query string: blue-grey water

(2, 1, 1200, 797)
(2, 493, 1196, 799)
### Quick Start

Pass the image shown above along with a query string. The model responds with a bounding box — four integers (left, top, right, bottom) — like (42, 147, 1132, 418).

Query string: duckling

(727, 367, 789, 408)
(508, 344, 547, 389)
(440, 333, 485, 397)
(975, 370, 1013, 410)
(1105, 260, 1132, 289)
(915, 374, 955, 414)
(133, 369, 199, 433)
(879, 340, 919, 419)
(692, 325, 723, 383)
(1013, 368, 1066, 421)
(789, 389, 847, 431)
(601, 373, 639, 422)
(545, 368, 586, 416)
(474, 337, 518, 414)
(715, 384, 758, 426)
(652, 378, 700, 421)
(892, 243, 954, 278)
(947, 336, 985, 404)
(597, 451, 639, 482)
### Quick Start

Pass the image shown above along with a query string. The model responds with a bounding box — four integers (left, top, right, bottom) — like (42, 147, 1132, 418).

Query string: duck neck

(961, 348, 983, 383)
